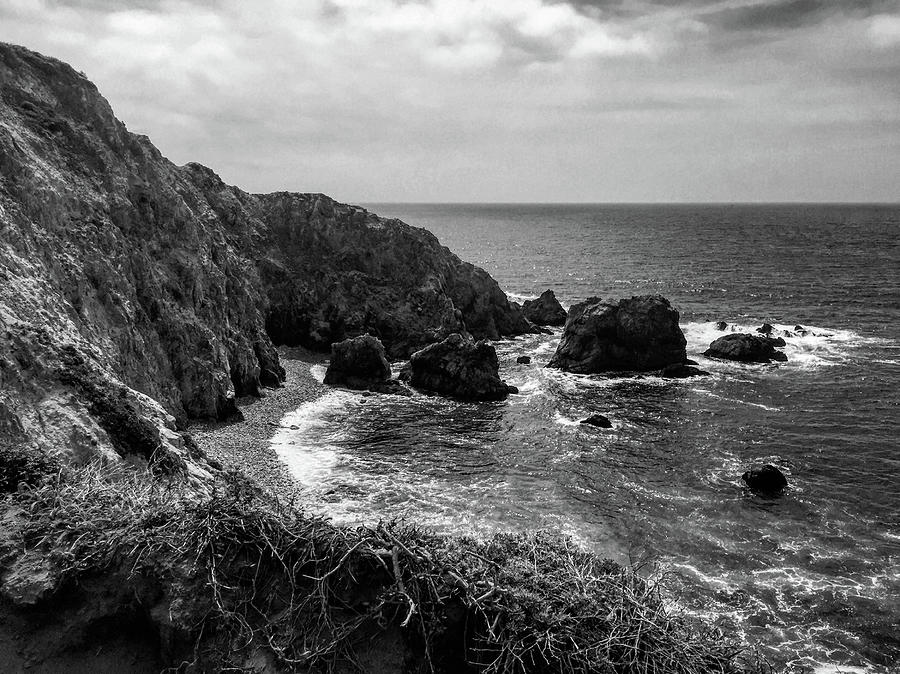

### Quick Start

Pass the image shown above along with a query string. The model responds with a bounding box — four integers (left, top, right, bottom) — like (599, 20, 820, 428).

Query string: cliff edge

(0, 42, 531, 472)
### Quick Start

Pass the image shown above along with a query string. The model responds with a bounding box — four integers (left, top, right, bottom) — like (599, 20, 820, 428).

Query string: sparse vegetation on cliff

(0, 465, 766, 673)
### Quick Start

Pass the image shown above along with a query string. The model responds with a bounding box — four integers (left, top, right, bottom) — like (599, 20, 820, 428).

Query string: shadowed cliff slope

(0, 42, 531, 468)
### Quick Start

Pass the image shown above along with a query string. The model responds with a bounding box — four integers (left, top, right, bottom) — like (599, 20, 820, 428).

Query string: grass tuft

(1, 464, 768, 673)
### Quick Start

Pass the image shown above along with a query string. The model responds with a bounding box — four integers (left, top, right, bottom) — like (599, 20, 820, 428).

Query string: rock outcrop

(547, 296, 687, 374)
(402, 334, 515, 401)
(522, 290, 567, 326)
(323, 335, 406, 394)
(703, 334, 788, 363)
(0, 42, 530, 467)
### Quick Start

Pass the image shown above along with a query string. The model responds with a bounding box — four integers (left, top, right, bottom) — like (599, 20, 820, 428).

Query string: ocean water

(273, 204, 900, 672)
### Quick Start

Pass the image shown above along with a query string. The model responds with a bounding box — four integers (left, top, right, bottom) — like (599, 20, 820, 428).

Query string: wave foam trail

(271, 390, 356, 487)
(682, 320, 883, 370)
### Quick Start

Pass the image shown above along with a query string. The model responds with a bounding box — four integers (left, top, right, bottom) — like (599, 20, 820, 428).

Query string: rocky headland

(0, 42, 533, 475)
(0, 43, 763, 673)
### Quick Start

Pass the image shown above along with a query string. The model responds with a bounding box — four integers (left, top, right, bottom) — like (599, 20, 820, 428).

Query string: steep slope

(0, 42, 532, 470)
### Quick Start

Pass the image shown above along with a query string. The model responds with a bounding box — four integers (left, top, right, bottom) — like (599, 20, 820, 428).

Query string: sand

(189, 347, 328, 502)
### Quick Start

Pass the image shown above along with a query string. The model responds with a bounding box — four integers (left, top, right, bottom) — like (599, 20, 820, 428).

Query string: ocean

(273, 204, 900, 672)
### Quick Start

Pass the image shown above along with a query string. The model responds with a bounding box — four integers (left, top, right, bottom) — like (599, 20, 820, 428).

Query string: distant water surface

(275, 204, 900, 673)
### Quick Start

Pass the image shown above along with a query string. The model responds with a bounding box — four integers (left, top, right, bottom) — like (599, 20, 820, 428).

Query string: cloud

(701, 0, 898, 33)
(868, 12, 900, 45)
(0, 0, 898, 201)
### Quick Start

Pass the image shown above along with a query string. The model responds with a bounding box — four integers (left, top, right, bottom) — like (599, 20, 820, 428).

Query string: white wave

(553, 411, 581, 426)
(271, 390, 356, 487)
(506, 291, 538, 302)
(309, 363, 327, 383)
(691, 388, 781, 412)
(514, 377, 543, 394)
(683, 320, 883, 371)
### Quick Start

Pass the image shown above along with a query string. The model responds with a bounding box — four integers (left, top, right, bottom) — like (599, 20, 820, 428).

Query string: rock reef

(703, 334, 788, 364)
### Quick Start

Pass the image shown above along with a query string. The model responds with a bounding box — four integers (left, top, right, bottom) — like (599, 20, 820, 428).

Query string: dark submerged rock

(522, 290, 567, 327)
(404, 334, 515, 401)
(742, 464, 788, 494)
(516, 355, 532, 365)
(547, 295, 687, 374)
(715, 321, 728, 331)
(660, 363, 709, 378)
(703, 334, 788, 363)
(757, 323, 774, 336)
(580, 414, 612, 428)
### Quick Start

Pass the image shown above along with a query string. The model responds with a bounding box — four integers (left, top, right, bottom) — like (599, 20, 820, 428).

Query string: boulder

(742, 464, 788, 494)
(547, 295, 687, 374)
(324, 336, 408, 395)
(703, 334, 788, 363)
(403, 334, 515, 401)
(660, 363, 709, 378)
(715, 321, 728, 331)
(324, 335, 403, 393)
(580, 414, 612, 428)
(757, 323, 774, 336)
(516, 355, 532, 365)
(522, 290, 567, 327)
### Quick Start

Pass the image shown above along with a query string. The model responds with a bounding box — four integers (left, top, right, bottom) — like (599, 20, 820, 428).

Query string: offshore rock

(516, 355, 531, 365)
(703, 334, 788, 363)
(522, 290, 567, 327)
(0, 42, 529, 467)
(547, 296, 687, 373)
(404, 334, 515, 401)
(580, 414, 612, 428)
(742, 464, 788, 495)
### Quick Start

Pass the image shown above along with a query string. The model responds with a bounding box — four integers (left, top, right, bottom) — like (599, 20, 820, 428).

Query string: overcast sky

(2, 0, 899, 202)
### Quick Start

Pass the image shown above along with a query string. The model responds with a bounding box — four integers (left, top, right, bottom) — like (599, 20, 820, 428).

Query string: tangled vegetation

(0, 465, 768, 673)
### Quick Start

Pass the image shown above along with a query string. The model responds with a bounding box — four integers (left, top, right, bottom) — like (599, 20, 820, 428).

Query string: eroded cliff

(0, 42, 532, 471)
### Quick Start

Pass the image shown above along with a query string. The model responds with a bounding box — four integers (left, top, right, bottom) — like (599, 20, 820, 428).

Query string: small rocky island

(0, 43, 764, 673)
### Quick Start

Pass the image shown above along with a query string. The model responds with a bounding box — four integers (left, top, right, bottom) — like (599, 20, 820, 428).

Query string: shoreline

(190, 347, 328, 503)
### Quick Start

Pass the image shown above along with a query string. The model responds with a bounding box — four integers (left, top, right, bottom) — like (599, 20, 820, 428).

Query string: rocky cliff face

(0, 42, 531, 471)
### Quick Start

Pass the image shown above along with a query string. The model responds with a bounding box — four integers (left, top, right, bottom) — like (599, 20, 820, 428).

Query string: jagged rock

(522, 290, 567, 327)
(715, 321, 728, 331)
(580, 414, 612, 428)
(0, 42, 530, 466)
(742, 464, 788, 494)
(323, 335, 407, 395)
(547, 295, 687, 374)
(403, 334, 515, 401)
(516, 355, 531, 365)
(703, 334, 788, 363)
(660, 363, 709, 378)
(757, 323, 774, 336)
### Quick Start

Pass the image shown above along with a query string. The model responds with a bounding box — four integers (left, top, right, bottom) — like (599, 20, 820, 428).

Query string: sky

(1, 0, 899, 202)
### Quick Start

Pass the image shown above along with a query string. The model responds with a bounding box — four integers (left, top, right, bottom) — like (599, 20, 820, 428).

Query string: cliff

(0, 42, 532, 472)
